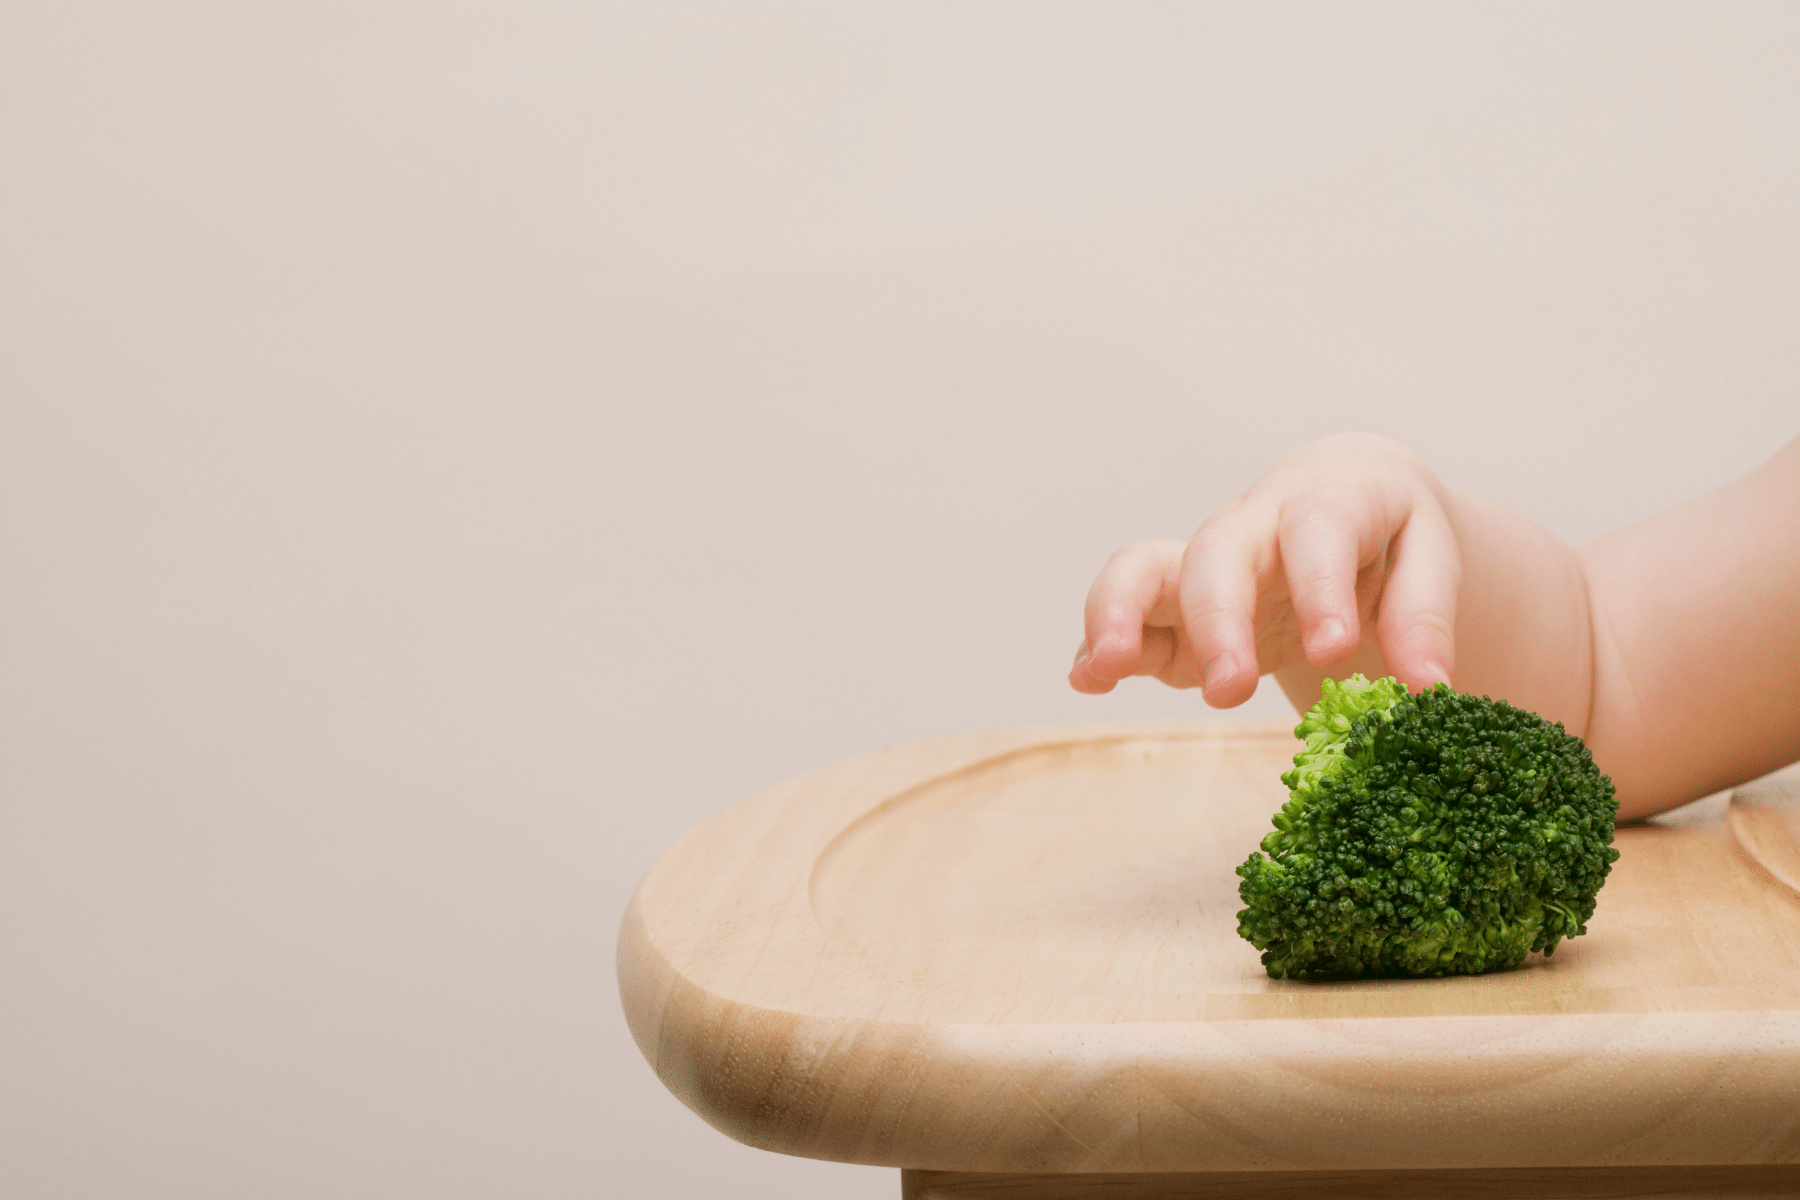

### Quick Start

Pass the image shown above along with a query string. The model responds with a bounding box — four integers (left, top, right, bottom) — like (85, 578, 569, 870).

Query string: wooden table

(618, 722, 1800, 1197)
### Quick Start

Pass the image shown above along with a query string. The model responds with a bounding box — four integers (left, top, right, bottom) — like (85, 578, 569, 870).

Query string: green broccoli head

(1236, 674, 1620, 979)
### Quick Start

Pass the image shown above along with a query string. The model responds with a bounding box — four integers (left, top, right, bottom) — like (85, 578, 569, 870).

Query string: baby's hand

(1069, 433, 1460, 707)
(1071, 430, 1800, 818)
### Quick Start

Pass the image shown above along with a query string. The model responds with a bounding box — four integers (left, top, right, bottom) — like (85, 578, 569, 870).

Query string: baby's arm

(1581, 436, 1800, 816)
(1070, 432, 1800, 820)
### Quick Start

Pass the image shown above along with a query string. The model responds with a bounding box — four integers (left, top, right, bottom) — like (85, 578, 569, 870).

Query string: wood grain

(617, 724, 1800, 1174)
(1729, 767, 1800, 899)
(902, 1165, 1800, 1199)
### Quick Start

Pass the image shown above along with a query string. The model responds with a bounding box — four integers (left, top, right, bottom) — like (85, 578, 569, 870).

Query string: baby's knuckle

(1406, 609, 1455, 642)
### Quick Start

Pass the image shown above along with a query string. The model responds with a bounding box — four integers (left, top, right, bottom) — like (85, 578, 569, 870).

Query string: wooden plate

(618, 723, 1800, 1174)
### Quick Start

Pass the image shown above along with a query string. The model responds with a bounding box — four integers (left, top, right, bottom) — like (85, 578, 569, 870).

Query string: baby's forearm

(1580, 437, 1800, 819)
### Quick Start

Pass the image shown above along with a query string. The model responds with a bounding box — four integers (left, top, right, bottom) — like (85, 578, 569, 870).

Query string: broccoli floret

(1235, 674, 1620, 979)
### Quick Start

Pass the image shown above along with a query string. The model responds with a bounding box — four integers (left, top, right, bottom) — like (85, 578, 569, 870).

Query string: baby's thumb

(1376, 505, 1460, 692)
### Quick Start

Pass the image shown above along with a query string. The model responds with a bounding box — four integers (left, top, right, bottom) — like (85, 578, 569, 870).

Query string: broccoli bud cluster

(1236, 675, 1620, 979)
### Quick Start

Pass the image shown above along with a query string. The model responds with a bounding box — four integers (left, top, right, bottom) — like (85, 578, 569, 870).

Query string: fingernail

(1202, 653, 1236, 695)
(1313, 616, 1346, 651)
(1072, 644, 1091, 670)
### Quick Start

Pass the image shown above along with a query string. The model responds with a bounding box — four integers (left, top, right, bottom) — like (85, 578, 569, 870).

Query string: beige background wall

(4, 4, 1798, 1198)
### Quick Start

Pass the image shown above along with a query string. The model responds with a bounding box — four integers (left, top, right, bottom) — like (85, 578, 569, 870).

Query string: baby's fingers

(1376, 503, 1461, 692)
(1070, 540, 1183, 693)
(1277, 501, 1374, 666)
(1179, 504, 1277, 708)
